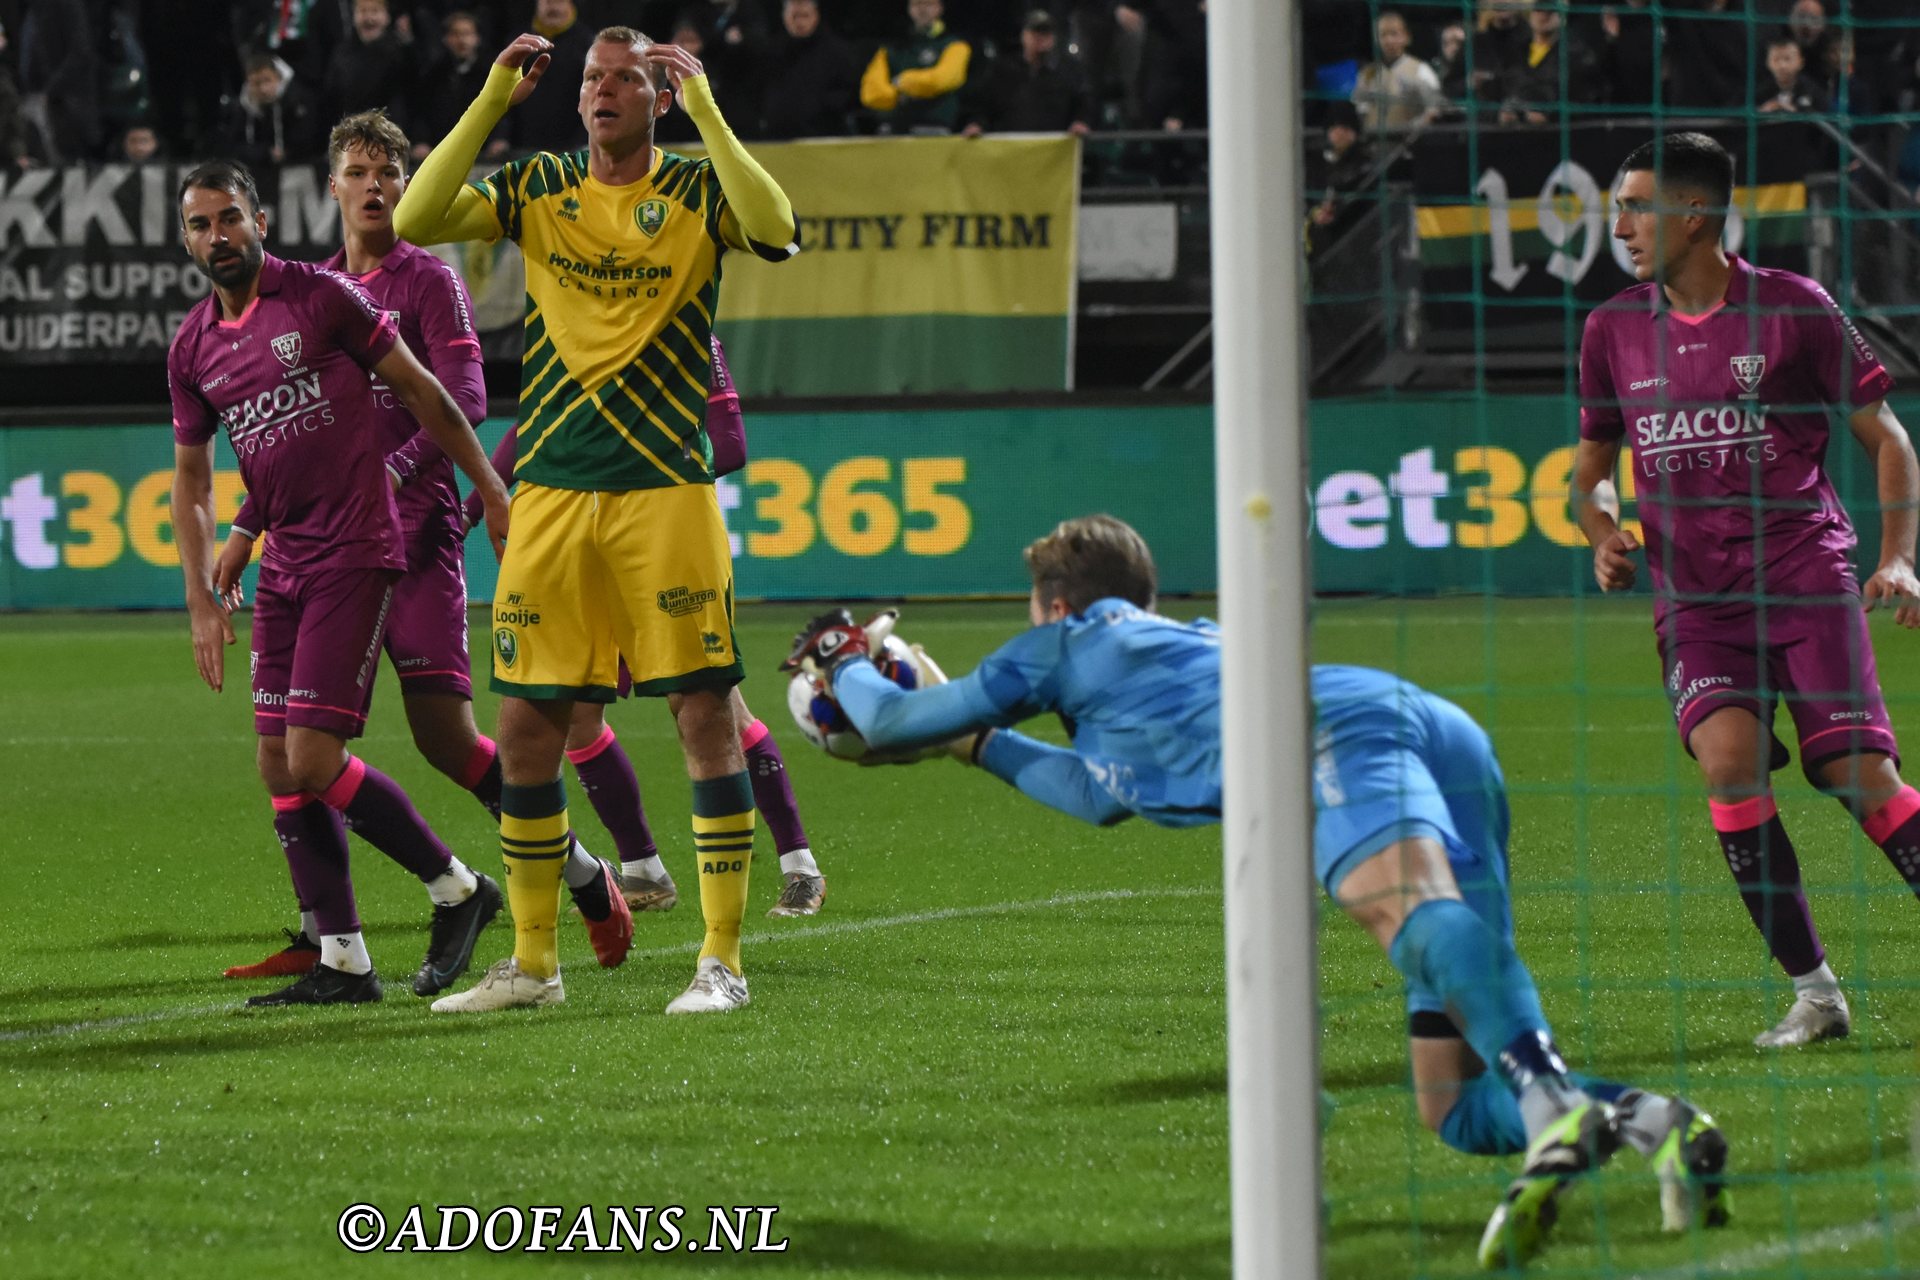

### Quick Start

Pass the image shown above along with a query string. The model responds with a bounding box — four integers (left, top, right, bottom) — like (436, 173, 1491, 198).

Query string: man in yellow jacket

(860, 0, 972, 133)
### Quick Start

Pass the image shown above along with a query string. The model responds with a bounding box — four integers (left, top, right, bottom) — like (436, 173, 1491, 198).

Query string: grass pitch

(3, 598, 1917, 1278)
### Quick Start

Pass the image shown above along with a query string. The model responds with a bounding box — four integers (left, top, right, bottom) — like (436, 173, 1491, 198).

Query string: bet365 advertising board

(0, 406, 1211, 609)
(5, 394, 1904, 610)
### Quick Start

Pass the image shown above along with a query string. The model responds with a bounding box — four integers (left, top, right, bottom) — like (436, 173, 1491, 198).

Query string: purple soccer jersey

(168, 254, 402, 574)
(1579, 255, 1895, 640)
(323, 240, 486, 544)
(232, 241, 484, 549)
(1581, 255, 1901, 767)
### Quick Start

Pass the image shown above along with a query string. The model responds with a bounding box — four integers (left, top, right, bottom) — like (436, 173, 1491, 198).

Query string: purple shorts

(1660, 600, 1900, 775)
(383, 526, 472, 699)
(252, 564, 398, 738)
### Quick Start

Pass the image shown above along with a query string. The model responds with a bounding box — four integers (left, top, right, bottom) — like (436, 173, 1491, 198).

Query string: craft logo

(1730, 354, 1766, 398)
(657, 585, 717, 617)
(271, 332, 302, 368)
(635, 199, 667, 238)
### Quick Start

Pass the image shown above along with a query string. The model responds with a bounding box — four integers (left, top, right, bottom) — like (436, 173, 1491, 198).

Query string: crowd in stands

(1300, 0, 1920, 250)
(1309, 0, 1920, 138)
(0, 0, 1212, 174)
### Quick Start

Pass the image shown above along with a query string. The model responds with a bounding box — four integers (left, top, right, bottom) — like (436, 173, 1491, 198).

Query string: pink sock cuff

(739, 718, 770, 751)
(1863, 785, 1920, 844)
(565, 724, 617, 766)
(270, 792, 316, 813)
(317, 755, 368, 809)
(456, 735, 498, 789)
(1708, 794, 1777, 832)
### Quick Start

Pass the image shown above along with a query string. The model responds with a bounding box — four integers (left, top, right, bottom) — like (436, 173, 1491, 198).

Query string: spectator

(1429, 21, 1468, 101)
(1352, 9, 1443, 133)
(1597, 0, 1657, 109)
(16, 0, 98, 164)
(139, 1, 237, 157)
(118, 121, 163, 163)
(701, 0, 770, 128)
(1497, 3, 1596, 124)
(506, 0, 592, 153)
(1757, 34, 1829, 114)
(860, 0, 972, 134)
(653, 17, 705, 145)
(0, 18, 30, 170)
(1468, 0, 1530, 111)
(963, 9, 1093, 137)
(217, 51, 325, 172)
(1663, 0, 1750, 112)
(1788, 0, 1832, 80)
(1305, 101, 1373, 256)
(410, 10, 498, 159)
(233, 0, 353, 89)
(757, 0, 859, 141)
(324, 0, 415, 122)
(1133, 0, 1207, 133)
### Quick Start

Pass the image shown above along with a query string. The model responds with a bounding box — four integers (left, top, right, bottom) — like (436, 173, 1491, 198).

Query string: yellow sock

(692, 772, 755, 975)
(501, 779, 570, 980)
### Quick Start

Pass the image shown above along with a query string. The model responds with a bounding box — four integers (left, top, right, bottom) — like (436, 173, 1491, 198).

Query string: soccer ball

(786, 632, 947, 763)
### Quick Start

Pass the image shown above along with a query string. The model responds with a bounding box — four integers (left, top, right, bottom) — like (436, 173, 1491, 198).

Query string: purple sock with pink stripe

(566, 725, 659, 864)
(1863, 785, 1920, 896)
(456, 735, 503, 820)
(318, 756, 455, 882)
(272, 793, 358, 934)
(742, 718, 809, 855)
(1710, 793, 1824, 978)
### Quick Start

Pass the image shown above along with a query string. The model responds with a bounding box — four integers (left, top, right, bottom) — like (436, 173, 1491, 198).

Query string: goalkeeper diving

(781, 514, 1732, 1269)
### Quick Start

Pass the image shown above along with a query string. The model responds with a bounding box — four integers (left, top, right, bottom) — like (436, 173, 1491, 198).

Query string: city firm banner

(0, 143, 1080, 396)
(0, 406, 1210, 610)
(677, 135, 1080, 395)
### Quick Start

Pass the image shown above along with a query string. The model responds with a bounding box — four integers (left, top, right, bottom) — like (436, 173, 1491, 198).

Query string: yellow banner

(687, 135, 1080, 321)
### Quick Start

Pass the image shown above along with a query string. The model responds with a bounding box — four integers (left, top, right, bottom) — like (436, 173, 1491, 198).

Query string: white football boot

(1753, 988, 1849, 1048)
(429, 956, 564, 1013)
(665, 956, 750, 1014)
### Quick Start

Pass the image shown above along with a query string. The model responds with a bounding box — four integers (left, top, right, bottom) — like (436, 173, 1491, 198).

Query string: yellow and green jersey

(471, 148, 763, 491)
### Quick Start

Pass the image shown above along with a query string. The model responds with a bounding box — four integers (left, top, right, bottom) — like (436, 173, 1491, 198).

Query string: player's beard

(203, 239, 263, 291)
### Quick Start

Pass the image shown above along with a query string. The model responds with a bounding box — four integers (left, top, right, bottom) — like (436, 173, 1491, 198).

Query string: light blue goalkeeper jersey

(831, 597, 1224, 826)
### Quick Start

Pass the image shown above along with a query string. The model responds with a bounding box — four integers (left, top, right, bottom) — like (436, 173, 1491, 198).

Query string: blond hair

(1023, 515, 1158, 614)
(327, 109, 410, 174)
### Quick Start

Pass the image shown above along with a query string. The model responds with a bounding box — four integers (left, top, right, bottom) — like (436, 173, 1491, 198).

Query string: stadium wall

(3, 391, 1899, 609)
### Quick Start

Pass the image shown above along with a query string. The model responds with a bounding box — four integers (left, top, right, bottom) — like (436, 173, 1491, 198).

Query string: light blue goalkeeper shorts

(1312, 688, 1514, 1015)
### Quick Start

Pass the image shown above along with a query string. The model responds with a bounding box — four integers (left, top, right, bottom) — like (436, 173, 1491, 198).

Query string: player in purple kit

(169, 158, 516, 1007)
(213, 112, 634, 981)
(1574, 132, 1920, 1048)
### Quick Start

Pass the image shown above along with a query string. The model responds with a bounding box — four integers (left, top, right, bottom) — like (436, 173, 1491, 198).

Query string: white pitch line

(0, 1002, 234, 1044)
(0, 886, 1217, 1044)
(1624, 1208, 1920, 1280)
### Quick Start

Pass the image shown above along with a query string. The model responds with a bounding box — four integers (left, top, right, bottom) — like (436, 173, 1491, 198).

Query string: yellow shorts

(489, 482, 741, 702)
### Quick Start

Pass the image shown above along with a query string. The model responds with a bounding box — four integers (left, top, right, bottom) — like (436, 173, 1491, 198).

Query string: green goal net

(1308, 2, 1920, 1275)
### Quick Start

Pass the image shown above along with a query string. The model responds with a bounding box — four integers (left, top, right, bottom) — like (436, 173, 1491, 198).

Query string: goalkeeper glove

(779, 608, 872, 681)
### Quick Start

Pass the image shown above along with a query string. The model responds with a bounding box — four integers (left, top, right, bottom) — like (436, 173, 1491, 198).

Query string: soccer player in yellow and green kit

(395, 24, 799, 1014)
